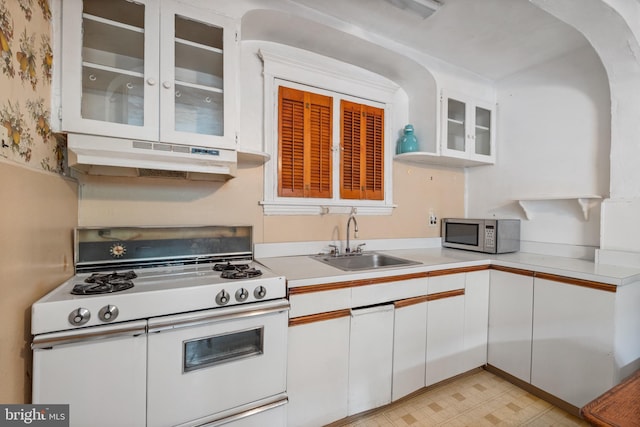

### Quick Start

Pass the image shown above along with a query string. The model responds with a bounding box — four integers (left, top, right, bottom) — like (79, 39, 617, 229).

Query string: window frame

(259, 48, 399, 215)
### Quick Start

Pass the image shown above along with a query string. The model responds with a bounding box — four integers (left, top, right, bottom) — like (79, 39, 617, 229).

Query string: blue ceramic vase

(397, 124, 419, 154)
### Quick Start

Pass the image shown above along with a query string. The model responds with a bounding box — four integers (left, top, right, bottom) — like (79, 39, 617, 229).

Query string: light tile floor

(333, 370, 590, 426)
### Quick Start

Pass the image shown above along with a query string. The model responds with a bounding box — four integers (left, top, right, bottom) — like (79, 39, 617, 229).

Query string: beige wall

(77, 161, 465, 244)
(0, 160, 77, 403)
(0, 1, 77, 404)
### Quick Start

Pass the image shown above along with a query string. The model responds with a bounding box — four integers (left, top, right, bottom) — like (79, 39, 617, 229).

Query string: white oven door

(146, 299, 289, 427)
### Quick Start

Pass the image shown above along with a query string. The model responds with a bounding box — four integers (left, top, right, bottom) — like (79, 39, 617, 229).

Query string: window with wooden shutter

(341, 100, 384, 200)
(278, 86, 333, 198)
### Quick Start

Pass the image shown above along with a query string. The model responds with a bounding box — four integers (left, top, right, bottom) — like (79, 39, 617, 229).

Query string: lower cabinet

(531, 277, 616, 407)
(461, 270, 491, 372)
(488, 268, 534, 382)
(348, 305, 395, 415)
(287, 267, 491, 426)
(425, 285, 466, 386)
(489, 269, 634, 409)
(287, 313, 350, 427)
(392, 297, 428, 401)
(287, 262, 640, 425)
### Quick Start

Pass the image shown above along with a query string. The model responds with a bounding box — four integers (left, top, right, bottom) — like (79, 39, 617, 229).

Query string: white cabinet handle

(147, 78, 156, 86)
(162, 81, 172, 89)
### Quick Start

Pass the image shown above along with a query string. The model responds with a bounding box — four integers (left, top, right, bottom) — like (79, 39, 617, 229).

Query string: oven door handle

(148, 299, 290, 334)
(32, 320, 147, 350)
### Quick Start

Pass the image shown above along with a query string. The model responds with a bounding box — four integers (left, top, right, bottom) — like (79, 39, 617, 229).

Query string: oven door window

(183, 327, 264, 372)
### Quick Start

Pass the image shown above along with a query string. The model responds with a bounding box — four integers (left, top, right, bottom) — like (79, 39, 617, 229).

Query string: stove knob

(98, 305, 119, 322)
(254, 286, 267, 300)
(68, 308, 91, 326)
(216, 290, 230, 305)
(235, 288, 249, 302)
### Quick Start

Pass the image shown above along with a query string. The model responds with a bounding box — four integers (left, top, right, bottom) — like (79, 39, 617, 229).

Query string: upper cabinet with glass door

(440, 90, 495, 165)
(60, 0, 237, 150)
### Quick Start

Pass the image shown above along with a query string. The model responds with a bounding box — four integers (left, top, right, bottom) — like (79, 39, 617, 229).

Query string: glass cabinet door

(173, 16, 224, 136)
(160, 3, 236, 149)
(446, 98, 466, 152)
(475, 106, 492, 156)
(61, 0, 160, 140)
(81, 0, 145, 125)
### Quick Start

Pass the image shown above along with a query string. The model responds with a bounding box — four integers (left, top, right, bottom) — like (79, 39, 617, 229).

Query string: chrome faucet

(346, 213, 359, 253)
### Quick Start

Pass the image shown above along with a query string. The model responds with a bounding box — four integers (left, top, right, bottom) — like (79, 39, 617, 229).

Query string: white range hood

(67, 134, 237, 181)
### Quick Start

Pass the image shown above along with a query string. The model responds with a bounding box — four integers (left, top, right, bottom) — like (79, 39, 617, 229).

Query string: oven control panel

(215, 286, 268, 306)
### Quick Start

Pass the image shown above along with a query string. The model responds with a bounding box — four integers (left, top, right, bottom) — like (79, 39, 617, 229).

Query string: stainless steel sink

(311, 252, 420, 271)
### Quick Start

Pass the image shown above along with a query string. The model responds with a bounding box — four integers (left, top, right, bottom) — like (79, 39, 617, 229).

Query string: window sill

(259, 200, 396, 216)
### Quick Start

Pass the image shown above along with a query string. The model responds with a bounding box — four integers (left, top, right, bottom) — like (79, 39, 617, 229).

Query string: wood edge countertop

(581, 369, 640, 427)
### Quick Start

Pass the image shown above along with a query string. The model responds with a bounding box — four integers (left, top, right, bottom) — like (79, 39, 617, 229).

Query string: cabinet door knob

(162, 81, 172, 89)
(147, 78, 156, 86)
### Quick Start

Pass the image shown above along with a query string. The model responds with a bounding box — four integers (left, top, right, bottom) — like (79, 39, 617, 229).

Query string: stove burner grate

(71, 271, 137, 295)
(213, 262, 251, 272)
(220, 268, 263, 279)
(214, 262, 263, 279)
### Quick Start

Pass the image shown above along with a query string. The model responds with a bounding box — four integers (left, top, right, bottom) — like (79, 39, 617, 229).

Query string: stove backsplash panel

(75, 226, 253, 268)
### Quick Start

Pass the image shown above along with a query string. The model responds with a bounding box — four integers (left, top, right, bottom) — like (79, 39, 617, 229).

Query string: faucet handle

(356, 243, 366, 253)
(328, 244, 340, 256)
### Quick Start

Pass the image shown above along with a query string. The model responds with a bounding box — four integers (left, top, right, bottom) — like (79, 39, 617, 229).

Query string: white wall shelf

(393, 151, 491, 168)
(516, 196, 603, 221)
(237, 149, 270, 165)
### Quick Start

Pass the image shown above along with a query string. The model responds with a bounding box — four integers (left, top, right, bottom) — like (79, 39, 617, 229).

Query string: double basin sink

(311, 252, 420, 271)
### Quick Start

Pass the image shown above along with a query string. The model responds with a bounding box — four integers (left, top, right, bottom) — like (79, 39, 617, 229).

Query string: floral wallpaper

(0, 0, 64, 174)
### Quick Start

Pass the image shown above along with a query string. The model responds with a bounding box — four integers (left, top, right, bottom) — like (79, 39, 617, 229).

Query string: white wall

(466, 46, 610, 253)
(531, 0, 640, 263)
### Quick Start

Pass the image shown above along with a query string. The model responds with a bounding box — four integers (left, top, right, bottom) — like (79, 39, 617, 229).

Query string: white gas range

(31, 226, 289, 427)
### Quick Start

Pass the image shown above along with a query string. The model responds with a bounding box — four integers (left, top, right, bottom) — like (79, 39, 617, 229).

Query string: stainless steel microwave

(442, 218, 520, 254)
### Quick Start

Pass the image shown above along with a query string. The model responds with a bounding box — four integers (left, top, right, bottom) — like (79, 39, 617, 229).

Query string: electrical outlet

(428, 210, 438, 227)
(0, 125, 8, 147)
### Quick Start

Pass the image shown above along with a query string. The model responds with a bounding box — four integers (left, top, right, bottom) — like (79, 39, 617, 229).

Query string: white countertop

(257, 247, 640, 288)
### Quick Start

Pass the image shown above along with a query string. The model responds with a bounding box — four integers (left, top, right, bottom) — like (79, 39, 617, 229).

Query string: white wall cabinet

(531, 277, 616, 407)
(426, 273, 466, 386)
(487, 268, 534, 382)
(348, 305, 395, 415)
(394, 90, 496, 167)
(287, 315, 350, 427)
(441, 90, 495, 165)
(60, 0, 237, 149)
(392, 298, 428, 401)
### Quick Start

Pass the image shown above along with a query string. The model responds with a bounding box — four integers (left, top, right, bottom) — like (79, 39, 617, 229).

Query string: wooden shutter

(363, 104, 384, 200)
(340, 101, 384, 200)
(340, 100, 362, 199)
(307, 93, 333, 198)
(279, 87, 305, 197)
(278, 87, 332, 198)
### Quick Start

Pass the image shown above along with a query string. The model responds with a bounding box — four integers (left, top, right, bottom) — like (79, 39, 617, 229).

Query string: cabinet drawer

(429, 273, 466, 294)
(351, 278, 427, 308)
(289, 288, 351, 318)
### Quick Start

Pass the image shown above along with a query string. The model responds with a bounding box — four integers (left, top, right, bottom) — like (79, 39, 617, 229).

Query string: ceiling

(278, 0, 590, 81)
